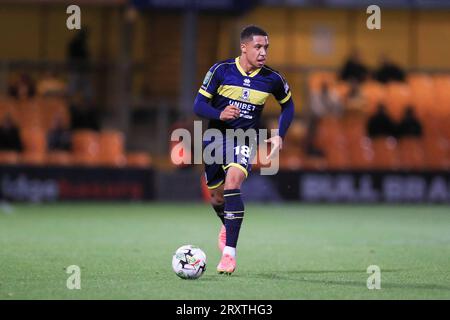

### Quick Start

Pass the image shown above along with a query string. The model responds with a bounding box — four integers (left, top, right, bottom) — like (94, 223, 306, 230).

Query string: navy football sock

(212, 203, 225, 225)
(223, 189, 244, 248)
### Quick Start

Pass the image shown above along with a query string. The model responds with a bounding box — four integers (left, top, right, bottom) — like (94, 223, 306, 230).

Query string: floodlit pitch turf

(0, 203, 449, 299)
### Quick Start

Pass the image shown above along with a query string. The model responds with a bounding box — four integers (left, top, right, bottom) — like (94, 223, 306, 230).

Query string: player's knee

(210, 190, 224, 206)
(224, 177, 242, 190)
(224, 166, 246, 190)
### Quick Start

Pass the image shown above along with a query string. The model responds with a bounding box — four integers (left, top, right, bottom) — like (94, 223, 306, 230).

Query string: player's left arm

(265, 75, 295, 159)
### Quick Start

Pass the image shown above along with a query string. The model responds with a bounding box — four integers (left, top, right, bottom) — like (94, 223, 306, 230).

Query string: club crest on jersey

(241, 88, 250, 101)
(243, 78, 251, 87)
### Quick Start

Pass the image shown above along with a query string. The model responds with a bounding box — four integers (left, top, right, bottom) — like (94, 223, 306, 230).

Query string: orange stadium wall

(0, 5, 119, 61)
(235, 7, 450, 70)
(231, 7, 450, 113)
(0, 5, 449, 98)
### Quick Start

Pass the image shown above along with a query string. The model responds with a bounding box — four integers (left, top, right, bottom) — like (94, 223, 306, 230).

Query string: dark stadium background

(0, 0, 449, 300)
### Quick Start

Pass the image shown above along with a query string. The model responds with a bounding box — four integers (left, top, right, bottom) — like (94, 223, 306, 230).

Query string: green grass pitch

(1, 203, 449, 299)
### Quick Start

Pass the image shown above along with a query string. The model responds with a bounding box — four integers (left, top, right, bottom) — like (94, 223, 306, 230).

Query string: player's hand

(220, 105, 240, 121)
(264, 135, 283, 160)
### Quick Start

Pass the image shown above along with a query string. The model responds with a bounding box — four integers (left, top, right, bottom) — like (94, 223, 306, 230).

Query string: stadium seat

(318, 117, 350, 170)
(325, 144, 350, 170)
(98, 130, 126, 167)
(0, 151, 20, 165)
(371, 137, 400, 170)
(279, 150, 303, 170)
(308, 71, 336, 92)
(72, 130, 100, 166)
(47, 151, 72, 166)
(361, 81, 386, 115)
(126, 152, 152, 168)
(315, 116, 342, 150)
(423, 136, 449, 170)
(349, 136, 374, 169)
(285, 119, 306, 145)
(422, 115, 441, 138)
(434, 74, 450, 116)
(423, 114, 450, 141)
(407, 73, 435, 117)
(20, 127, 47, 165)
(39, 97, 70, 131)
(0, 97, 20, 124)
(398, 138, 425, 170)
(17, 98, 43, 129)
(441, 115, 450, 141)
(341, 116, 375, 169)
(332, 81, 350, 101)
(421, 114, 450, 170)
(36, 75, 66, 97)
(407, 73, 433, 89)
(22, 153, 47, 165)
(342, 114, 367, 141)
(385, 82, 412, 121)
(303, 155, 327, 171)
(0, 96, 9, 112)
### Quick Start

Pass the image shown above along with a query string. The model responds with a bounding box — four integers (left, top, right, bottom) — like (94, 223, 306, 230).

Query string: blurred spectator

(339, 50, 369, 83)
(8, 73, 36, 100)
(373, 55, 406, 83)
(70, 92, 100, 131)
(310, 82, 343, 116)
(0, 114, 23, 152)
(397, 106, 422, 138)
(305, 83, 342, 156)
(67, 29, 93, 100)
(47, 115, 72, 151)
(367, 104, 397, 138)
(68, 29, 89, 62)
(37, 71, 67, 97)
(345, 80, 367, 114)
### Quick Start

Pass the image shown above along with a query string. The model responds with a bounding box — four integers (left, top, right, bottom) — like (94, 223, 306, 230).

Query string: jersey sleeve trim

(199, 88, 213, 99)
(278, 91, 292, 104)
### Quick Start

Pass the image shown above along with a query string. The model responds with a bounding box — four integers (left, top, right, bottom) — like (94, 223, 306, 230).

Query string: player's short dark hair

(240, 25, 268, 43)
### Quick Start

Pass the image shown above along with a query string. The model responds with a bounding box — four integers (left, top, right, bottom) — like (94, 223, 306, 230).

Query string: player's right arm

(194, 94, 240, 121)
(193, 63, 240, 121)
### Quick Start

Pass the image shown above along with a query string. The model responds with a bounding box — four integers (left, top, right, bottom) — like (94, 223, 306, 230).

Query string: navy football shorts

(203, 134, 257, 190)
